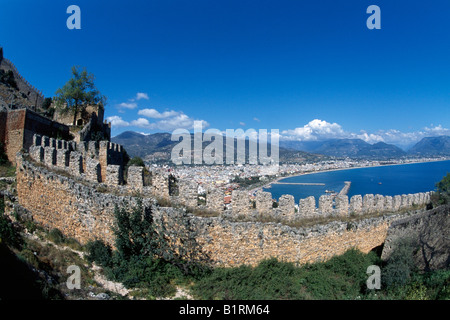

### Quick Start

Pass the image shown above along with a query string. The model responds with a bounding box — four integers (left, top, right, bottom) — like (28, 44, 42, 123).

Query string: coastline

(249, 158, 450, 195)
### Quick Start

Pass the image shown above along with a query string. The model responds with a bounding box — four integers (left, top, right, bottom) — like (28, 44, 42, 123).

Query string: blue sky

(1, 0, 450, 149)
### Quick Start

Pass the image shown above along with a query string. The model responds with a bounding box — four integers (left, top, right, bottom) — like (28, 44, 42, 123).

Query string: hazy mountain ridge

(407, 136, 450, 156)
(280, 138, 407, 159)
(112, 131, 326, 164)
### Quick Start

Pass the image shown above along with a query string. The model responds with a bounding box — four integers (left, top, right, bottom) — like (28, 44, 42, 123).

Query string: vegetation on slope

(0, 162, 449, 300)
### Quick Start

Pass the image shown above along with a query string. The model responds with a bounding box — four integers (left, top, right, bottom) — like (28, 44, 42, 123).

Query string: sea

(262, 160, 450, 204)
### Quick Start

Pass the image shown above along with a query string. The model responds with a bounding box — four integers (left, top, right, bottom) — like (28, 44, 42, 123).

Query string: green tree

(127, 157, 145, 167)
(53, 66, 106, 126)
(436, 173, 450, 194)
(113, 200, 164, 260)
(433, 172, 450, 205)
(42, 97, 52, 110)
(0, 142, 8, 165)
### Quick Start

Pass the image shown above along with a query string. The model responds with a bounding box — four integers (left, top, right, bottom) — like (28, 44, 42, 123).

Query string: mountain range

(280, 139, 407, 159)
(112, 131, 450, 163)
(112, 131, 326, 164)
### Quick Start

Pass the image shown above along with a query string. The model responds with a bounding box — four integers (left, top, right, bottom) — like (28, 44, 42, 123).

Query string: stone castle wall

(0, 57, 44, 108)
(29, 134, 124, 186)
(0, 109, 70, 163)
(13, 134, 436, 268)
(15, 152, 420, 267)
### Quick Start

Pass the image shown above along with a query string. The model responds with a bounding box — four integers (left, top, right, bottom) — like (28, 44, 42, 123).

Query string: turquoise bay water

(263, 160, 450, 203)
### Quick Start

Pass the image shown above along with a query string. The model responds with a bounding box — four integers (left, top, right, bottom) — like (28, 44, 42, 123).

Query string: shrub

(436, 173, 450, 194)
(0, 70, 18, 89)
(0, 213, 22, 249)
(382, 237, 418, 289)
(434, 173, 450, 205)
(0, 142, 9, 165)
(47, 228, 65, 244)
(192, 249, 381, 300)
(86, 200, 211, 297)
(19, 248, 40, 269)
(127, 157, 145, 167)
(86, 240, 112, 268)
(64, 237, 83, 251)
(42, 97, 52, 110)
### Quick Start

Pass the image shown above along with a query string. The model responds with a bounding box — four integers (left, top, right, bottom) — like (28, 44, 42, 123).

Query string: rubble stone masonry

(15, 153, 432, 267)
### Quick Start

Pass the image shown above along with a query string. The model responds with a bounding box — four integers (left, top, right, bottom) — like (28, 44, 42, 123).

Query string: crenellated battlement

(29, 134, 125, 185)
(25, 133, 435, 225)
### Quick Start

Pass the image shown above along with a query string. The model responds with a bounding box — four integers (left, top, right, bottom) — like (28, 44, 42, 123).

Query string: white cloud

(374, 125, 450, 149)
(253, 117, 260, 122)
(280, 119, 450, 149)
(130, 118, 151, 127)
(424, 124, 450, 136)
(123, 108, 210, 131)
(136, 92, 149, 100)
(152, 113, 209, 131)
(117, 102, 138, 110)
(138, 108, 179, 119)
(354, 131, 384, 144)
(106, 116, 129, 127)
(281, 119, 346, 141)
(239, 122, 246, 126)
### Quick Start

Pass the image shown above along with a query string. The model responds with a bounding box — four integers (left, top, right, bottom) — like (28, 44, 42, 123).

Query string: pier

(338, 181, 351, 196)
(272, 182, 325, 186)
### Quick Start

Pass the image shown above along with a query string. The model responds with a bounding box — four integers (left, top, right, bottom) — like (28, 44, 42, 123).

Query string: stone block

(77, 141, 87, 154)
(86, 157, 101, 182)
(32, 134, 42, 147)
(42, 136, 50, 147)
(69, 141, 77, 152)
(299, 196, 316, 217)
(106, 165, 123, 186)
(88, 141, 98, 158)
(374, 194, 385, 212)
(278, 194, 295, 219)
(56, 149, 70, 168)
(44, 147, 56, 166)
(319, 195, 333, 216)
(49, 138, 56, 148)
(384, 196, 393, 212)
(231, 190, 251, 216)
(127, 166, 144, 190)
(255, 190, 273, 215)
(392, 195, 402, 211)
(362, 194, 375, 214)
(69, 152, 83, 176)
(349, 195, 363, 215)
(335, 195, 349, 217)
(29, 145, 44, 163)
(152, 173, 169, 199)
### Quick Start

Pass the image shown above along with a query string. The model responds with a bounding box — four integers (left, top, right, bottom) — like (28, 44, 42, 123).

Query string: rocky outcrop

(382, 204, 450, 271)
